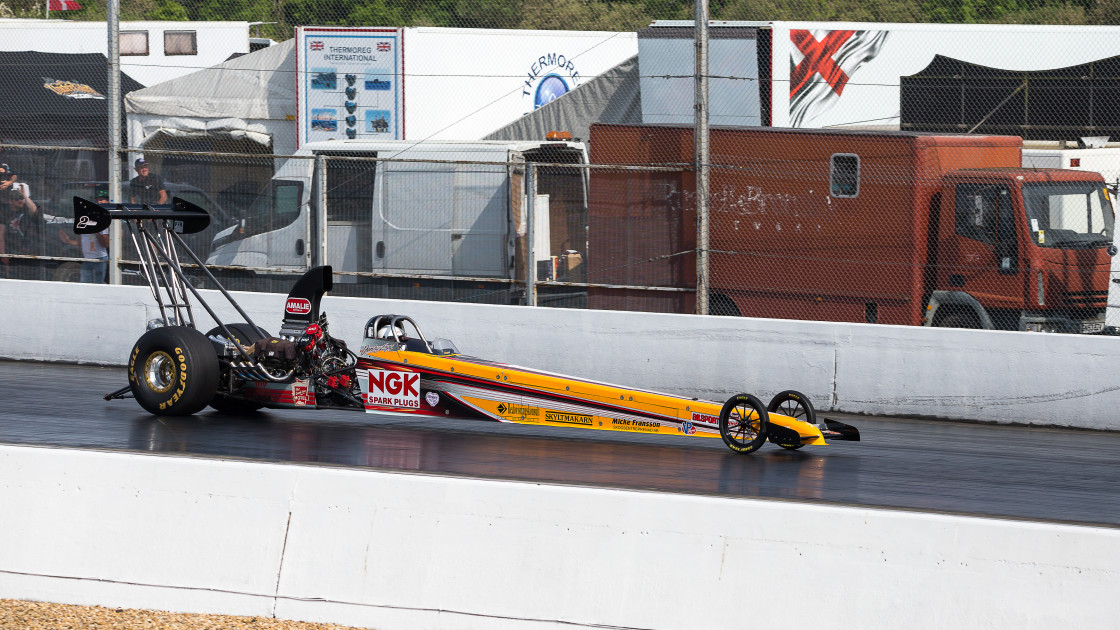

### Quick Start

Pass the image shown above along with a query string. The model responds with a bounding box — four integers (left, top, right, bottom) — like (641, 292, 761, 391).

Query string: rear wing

(72, 196, 210, 235)
(71, 196, 280, 380)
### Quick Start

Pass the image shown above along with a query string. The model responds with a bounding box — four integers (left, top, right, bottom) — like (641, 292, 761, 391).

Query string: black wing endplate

(73, 196, 211, 235)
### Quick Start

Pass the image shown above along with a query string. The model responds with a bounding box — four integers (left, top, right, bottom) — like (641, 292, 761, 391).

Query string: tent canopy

(901, 54, 1120, 141)
(125, 39, 295, 150)
(0, 51, 143, 144)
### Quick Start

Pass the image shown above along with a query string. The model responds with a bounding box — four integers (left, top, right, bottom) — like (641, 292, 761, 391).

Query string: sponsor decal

(365, 369, 420, 408)
(43, 78, 104, 100)
(292, 380, 314, 406)
(545, 411, 593, 426)
(285, 297, 312, 315)
(425, 392, 440, 407)
(789, 29, 887, 126)
(679, 421, 696, 435)
(611, 418, 662, 434)
(691, 411, 719, 425)
(496, 403, 540, 417)
(360, 342, 399, 355)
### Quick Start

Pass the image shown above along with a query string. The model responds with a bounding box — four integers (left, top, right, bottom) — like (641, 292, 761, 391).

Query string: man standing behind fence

(80, 188, 111, 283)
(129, 157, 167, 205)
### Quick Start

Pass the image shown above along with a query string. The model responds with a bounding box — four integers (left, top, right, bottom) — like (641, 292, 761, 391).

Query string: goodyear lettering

(545, 411, 593, 426)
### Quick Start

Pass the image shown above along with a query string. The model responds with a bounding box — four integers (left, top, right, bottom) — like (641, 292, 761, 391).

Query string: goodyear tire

(767, 390, 816, 450)
(128, 326, 220, 416)
(719, 393, 768, 454)
(205, 323, 270, 413)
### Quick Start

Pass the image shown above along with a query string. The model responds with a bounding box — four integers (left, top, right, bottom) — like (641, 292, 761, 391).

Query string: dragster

(74, 196, 859, 454)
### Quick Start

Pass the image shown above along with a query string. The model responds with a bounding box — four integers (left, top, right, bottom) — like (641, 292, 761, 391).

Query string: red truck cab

(931, 168, 1113, 332)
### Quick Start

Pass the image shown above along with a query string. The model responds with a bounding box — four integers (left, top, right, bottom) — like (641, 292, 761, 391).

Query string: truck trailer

(588, 123, 1115, 333)
(206, 139, 589, 304)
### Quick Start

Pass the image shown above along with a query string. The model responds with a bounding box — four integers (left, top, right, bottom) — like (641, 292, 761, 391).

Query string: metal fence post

(314, 154, 327, 269)
(107, 0, 122, 285)
(526, 163, 537, 307)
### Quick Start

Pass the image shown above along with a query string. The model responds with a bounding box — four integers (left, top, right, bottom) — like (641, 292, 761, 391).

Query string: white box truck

(206, 139, 589, 304)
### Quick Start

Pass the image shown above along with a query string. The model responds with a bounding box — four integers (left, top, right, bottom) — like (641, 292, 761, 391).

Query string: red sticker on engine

(285, 298, 312, 315)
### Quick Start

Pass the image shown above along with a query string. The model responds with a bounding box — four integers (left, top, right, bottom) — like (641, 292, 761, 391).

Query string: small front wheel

(719, 394, 768, 454)
(767, 390, 816, 450)
(128, 326, 220, 416)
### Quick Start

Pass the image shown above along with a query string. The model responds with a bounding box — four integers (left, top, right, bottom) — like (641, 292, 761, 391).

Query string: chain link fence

(3, 4, 1120, 333)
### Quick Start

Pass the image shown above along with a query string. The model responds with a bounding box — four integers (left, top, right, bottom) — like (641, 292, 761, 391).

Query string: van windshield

(1022, 182, 1115, 248)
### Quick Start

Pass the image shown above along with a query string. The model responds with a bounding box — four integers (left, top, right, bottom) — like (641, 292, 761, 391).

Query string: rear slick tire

(767, 390, 817, 450)
(719, 393, 768, 454)
(128, 326, 220, 416)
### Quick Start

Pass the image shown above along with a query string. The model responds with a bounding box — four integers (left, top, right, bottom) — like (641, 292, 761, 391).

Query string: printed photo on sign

(365, 66, 392, 91)
(311, 69, 337, 90)
(366, 110, 392, 133)
(311, 109, 338, 131)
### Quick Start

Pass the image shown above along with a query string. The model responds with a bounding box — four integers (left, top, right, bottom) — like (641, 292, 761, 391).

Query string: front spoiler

(822, 418, 860, 441)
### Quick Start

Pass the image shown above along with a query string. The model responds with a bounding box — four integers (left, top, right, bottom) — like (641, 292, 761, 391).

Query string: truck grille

(1064, 290, 1107, 308)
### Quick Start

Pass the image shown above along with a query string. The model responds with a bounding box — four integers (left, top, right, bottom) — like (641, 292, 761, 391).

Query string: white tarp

(125, 39, 296, 155)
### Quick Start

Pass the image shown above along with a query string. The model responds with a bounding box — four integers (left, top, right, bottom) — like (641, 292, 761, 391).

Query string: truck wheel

(128, 326, 220, 416)
(709, 294, 741, 317)
(719, 394, 768, 454)
(205, 323, 270, 413)
(52, 262, 81, 283)
(937, 311, 981, 329)
(767, 390, 816, 450)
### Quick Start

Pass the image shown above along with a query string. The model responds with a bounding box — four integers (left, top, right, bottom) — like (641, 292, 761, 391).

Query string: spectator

(5, 188, 42, 278)
(80, 189, 111, 283)
(0, 163, 29, 198)
(130, 157, 167, 205)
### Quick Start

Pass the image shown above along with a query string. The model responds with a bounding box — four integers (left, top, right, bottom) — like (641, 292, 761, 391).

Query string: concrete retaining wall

(3, 278, 1119, 428)
(1, 444, 1116, 630)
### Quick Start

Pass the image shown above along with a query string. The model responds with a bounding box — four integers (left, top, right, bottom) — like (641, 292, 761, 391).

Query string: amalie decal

(285, 298, 312, 315)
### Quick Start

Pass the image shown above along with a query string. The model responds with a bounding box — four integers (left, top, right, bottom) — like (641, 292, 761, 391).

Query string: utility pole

(694, 2, 710, 315)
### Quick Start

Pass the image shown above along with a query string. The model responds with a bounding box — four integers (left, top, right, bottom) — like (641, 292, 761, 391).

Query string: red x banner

(790, 29, 856, 99)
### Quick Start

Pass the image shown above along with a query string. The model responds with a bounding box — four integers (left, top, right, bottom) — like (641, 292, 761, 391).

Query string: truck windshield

(1021, 182, 1114, 249)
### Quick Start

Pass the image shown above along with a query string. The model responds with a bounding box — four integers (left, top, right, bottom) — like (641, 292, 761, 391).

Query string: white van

(207, 139, 588, 302)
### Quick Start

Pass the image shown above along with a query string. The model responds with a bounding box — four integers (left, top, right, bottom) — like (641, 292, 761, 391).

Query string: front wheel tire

(767, 390, 816, 450)
(128, 326, 220, 416)
(719, 393, 768, 454)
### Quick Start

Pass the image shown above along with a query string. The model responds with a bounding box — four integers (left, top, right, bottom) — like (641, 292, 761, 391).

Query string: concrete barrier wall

(4, 278, 1120, 428)
(0, 444, 1116, 630)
